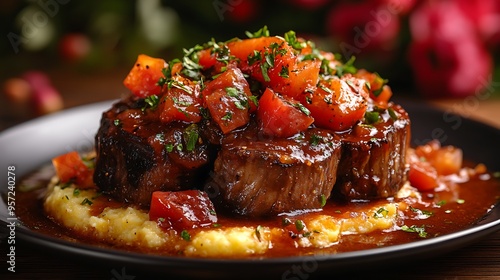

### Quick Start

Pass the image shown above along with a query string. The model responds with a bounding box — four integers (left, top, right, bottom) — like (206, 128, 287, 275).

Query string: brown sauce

(12, 163, 500, 258)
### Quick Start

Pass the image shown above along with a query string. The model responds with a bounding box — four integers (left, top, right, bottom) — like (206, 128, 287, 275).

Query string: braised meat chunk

(209, 126, 342, 217)
(334, 103, 411, 200)
(93, 97, 210, 208)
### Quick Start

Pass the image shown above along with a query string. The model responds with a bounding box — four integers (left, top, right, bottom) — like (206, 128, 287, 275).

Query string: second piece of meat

(209, 127, 342, 217)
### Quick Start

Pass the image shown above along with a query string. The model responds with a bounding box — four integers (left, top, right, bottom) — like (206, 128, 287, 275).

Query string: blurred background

(1, 0, 499, 129)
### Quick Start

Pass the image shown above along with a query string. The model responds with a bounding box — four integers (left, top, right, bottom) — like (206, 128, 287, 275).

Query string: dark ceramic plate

(0, 100, 499, 279)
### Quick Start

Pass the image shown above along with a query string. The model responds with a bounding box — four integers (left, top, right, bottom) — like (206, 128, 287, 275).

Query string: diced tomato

(228, 36, 321, 100)
(415, 140, 463, 176)
(204, 89, 248, 134)
(198, 48, 217, 70)
(408, 141, 463, 191)
(304, 76, 369, 131)
(149, 190, 217, 232)
(169, 61, 183, 76)
(257, 88, 314, 138)
(52, 151, 94, 188)
(408, 150, 440, 191)
(202, 67, 256, 133)
(268, 59, 321, 101)
(227, 36, 285, 68)
(373, 85, 393, 107)
(123, 54, 167, 98)
(354, 69, 392, 105)
(160, 76, 203, 123)
(228, 37, 295, 78)
(429, 146, 463, 175)
(299, 40, 314, 56)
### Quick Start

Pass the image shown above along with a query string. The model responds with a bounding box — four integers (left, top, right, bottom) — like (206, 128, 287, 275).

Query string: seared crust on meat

(333, 103, 411, 200)
(209, 126, 342, 216)
(94, 97, 210, 207)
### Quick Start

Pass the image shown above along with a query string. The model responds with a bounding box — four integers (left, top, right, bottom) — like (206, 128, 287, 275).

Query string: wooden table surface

(1, 69, 499, 279)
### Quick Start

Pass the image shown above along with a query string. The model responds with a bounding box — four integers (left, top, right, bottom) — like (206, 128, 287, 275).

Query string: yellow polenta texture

(44, 181, 398, 257)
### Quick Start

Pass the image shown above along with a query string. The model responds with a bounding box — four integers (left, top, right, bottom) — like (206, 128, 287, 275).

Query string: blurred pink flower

(456, 0, 500, 46)
(325, 1, 401, 56)
(374, 0, 417, 15)
(408, 0, 493, 98)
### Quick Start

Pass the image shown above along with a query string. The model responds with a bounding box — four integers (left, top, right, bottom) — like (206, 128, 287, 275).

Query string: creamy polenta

(44, 177, 399, 258)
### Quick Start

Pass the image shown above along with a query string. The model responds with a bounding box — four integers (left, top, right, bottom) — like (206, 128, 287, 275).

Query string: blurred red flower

(456, 0, 500, 46)
(408, 0, 493, 97)
(325, 1, 401, 56)
(374, 0, 417, 16)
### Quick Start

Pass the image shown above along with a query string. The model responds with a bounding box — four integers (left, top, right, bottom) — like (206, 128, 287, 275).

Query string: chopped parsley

(373, 207, 389, 219)
(158, 58, 180, 87)
(225, 87, 249, 110)
(401, 225, 427, 238)
(282, 217, 292, 227)
(246, 25, 270, 38)
(320, 58, 333, 76)
(292, 102, 311, 116)
(318, 83, 334, 95)
(157, 45, 205, 92)
(142, 95, 160, 111)
(183, 124, 199, 152)
(319, 194, 327, 208)
(371, 74, 389, 97)
(168, 80, 194, 94)
(165, 143, 174, 153)
(248, 95, 259, 107)
(73, 188, 80, 197)
(176, 143, 184, 151)
(60, 182, 72, 189)
(180, 45, 204, 80)
(255, 225, 263, 241)
(81, 198, 93, 206)
(180, 230, 191, 241)
(82, 156, 95, 169)
(221, 112, 232, 121)
(409, 206, 433, 218)
(247, 50, 261, 66)
(387, 107, 398, 120)
(335, 56, 357, 77)
(364, 82, 371, 92)
(309, 134, 322, 146)
(436, 200, 447, 207)
(364, 111, 380, 124)
(210, 41, 233, 66)
(279, 65, 290, 78)
(295, 220, 305, 232)
(259, 42, 287, 82)
(284, 30, 307, 50)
